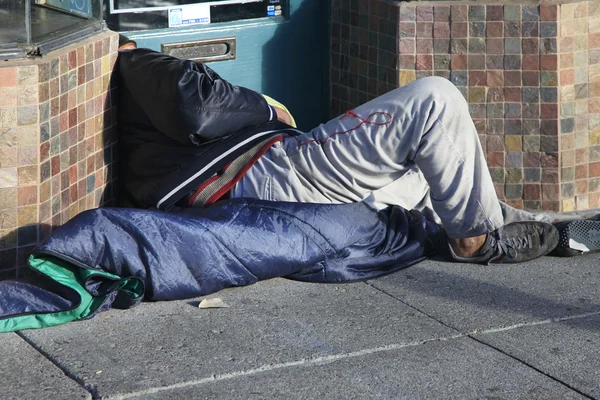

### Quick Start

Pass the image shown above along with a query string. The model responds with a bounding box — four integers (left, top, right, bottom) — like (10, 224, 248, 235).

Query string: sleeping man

(116, 37, 600, 264)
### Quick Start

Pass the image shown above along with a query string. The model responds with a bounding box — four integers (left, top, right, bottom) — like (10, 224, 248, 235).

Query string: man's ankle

(449, 234, 488, 258)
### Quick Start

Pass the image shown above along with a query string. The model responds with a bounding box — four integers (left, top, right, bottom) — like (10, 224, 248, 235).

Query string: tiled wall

(0, 31, 119, 278)
(559, 2, 600, 211)
(330, 0, 600, 212)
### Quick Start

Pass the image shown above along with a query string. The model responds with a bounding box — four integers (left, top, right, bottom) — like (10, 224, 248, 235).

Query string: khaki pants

(232, 77, 549, 238)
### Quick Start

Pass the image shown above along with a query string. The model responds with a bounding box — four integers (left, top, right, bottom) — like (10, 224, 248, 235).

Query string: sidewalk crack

(364, 281, 599, 400)
(16, 331, 99, 400)
(110, 334, 465, 400)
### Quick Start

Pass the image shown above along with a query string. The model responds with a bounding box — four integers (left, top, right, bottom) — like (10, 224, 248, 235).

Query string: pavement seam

(16, 331, 98, 400)
(467, 336, 596, 400)
(466, 310, 600, 336)
(365, 281, 599, 400)
(109, 334, 466, 400)
(366, 280, 600, 335)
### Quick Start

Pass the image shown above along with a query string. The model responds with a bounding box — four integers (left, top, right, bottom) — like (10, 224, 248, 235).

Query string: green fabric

(0, 255, 144, 333)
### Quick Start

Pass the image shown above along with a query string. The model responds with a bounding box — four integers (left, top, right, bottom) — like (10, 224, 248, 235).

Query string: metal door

(107, 0, 329, 130)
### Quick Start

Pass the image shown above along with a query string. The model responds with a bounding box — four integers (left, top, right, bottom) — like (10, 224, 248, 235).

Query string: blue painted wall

(121, 0, 330, 130)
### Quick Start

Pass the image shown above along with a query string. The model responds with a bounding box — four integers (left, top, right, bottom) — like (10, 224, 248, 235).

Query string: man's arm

(118, 48, 279, 145)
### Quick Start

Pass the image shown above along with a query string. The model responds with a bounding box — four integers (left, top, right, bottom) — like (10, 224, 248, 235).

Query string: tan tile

(17, 65, 38, 86)
(574, 1, 588, 18)
(591, 32, 600, 49)
(101, 56, 110, 76)
(39, 200, 50, 222)
(588, 191, 599, 208)
(590, 64, 600, 82)
(562, 197, 575, 212)
(95, 115, 104, 135)
(17, 146, 37, 166)
(17, 186, 37, 206)
(505, 136, 522, 151)
(591, 113, 600, 130)
(561, 53, 574, 69)
(561, 19, 574, 36)
(0, 68, 17, 88)
(469, 87, 486, 103)
(574, 22, 588, 36)
(102, 74, 110, 93)
(85, 81, 94, 100)
(0, 188, 16, 209)
(591, 17, 600, 33)
(0, 108, 17, 128)
(0, 88, 18, 108)
(39, 180, 50, 203)
(564, 134, 577, 150)
(69, 202, 78, 219)
(399, 70, 416, 86)
(575, 115, 588, 133)
(17, 126, 38, 146)
(0, 146, 17, 168)
(561, 85, 575, 102)
(591, 97, 600, 113)
(590, 0, 600, 18)
(591, 129, 600, 145)
(93, 78, 102, 97)
(0, 168, 17, 188)
(0, 208, 17, 229)
(577, 131, 590, 148)
(18, 205, 37, 225)
(576, 99, 589, 115)
(576, 194, 589, 210)
(562, 3, 575, 20)
(562, 149, 575, 167)
(17, 165, 37, 186)
(18, 85, 38, 106)
(77, 85, 85, 106)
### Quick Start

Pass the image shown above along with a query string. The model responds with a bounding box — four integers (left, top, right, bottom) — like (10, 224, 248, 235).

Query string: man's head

(118, 34, 137, 51)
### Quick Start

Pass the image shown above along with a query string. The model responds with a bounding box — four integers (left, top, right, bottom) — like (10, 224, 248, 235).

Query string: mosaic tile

(524, 168, 541, 182)
(451, 5, 468, 22)
(330, 0, 599, 212)
(468, 5, 486, 22)
(522, 22, 539, 38)
(503, 5, 520, 21)
(540, 4, 558, 21)
(504, 21, 520, 38)
(504, 38, 520, 54)
(469, 22, 485, 38)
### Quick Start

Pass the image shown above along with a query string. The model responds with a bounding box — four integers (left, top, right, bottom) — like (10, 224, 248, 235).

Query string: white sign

(168, 4, 211, 28)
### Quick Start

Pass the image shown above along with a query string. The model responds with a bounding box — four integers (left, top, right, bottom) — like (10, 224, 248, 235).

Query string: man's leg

(233, 77, 557, 262)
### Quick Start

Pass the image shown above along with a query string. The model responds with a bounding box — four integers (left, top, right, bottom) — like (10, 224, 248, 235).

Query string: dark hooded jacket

(118, 48, 295, 210)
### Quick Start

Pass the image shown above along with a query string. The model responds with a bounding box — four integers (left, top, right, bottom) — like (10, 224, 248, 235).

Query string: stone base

(0, 30, 119, 278)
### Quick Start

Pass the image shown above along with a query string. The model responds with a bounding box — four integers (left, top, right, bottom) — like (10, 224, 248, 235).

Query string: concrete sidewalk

(2, 253, 599, 399)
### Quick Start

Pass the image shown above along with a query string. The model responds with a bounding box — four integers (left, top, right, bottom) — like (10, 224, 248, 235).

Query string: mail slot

(162, 37, 236, 63)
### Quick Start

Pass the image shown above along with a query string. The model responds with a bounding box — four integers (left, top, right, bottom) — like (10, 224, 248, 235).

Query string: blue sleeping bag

(0, 198, 440, 332)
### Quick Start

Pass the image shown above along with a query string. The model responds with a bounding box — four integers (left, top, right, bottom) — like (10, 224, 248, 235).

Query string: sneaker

(440, 221, 559, 264)
(551, 218, 600, 257)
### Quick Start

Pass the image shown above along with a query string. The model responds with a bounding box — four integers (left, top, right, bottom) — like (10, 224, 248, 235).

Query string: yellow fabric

(262, 94, 297, 128)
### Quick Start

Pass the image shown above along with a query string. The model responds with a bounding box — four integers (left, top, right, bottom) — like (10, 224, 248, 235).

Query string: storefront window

(104, 0, 286, 31)
(0, 0, 104, 60)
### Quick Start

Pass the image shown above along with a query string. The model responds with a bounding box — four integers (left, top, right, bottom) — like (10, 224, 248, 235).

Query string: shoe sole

(557, 220, 600, 254)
